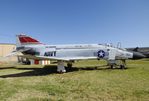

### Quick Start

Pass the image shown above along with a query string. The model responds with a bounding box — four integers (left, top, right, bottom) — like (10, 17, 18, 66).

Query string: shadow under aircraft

(0, 65, 127, 78)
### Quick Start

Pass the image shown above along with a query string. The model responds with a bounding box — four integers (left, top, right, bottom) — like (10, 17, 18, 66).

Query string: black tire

(120, 65, 125, 69)
(110, 65, 114, 69)
(67, 63, 72, 68)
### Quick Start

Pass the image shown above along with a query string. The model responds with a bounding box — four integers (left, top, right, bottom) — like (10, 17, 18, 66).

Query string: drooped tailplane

(133, 47, 139, 52)
(16, 34, 42, 47)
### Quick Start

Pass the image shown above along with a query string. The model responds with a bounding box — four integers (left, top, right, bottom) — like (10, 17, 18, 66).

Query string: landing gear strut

(67, 63, 72, 68)
(120, 60, 126, 69)
(107, 60, 126, 69)
(57, 61, 66, 73)
(110, 65, 114, 69)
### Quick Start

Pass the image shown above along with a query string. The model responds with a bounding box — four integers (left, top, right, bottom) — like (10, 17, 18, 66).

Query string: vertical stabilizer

(16, 34, 41, 47)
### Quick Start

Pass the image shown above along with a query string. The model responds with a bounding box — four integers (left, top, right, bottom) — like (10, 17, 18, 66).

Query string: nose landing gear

(107, 60, 126, 69)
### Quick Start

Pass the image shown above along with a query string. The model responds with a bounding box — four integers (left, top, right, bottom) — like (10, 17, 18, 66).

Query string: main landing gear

(67, 61, 73, 68)
(57, 61, 74, 73)
(57, 61, 66, 73)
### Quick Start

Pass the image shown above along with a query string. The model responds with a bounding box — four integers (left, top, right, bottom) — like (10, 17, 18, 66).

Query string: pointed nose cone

(133, 52, 146, 59)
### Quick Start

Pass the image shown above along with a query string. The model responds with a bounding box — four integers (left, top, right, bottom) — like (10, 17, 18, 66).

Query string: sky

(0, 0, 149, 48)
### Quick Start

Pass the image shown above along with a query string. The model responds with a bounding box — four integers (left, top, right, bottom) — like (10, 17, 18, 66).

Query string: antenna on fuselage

(117, 42, 121, 48)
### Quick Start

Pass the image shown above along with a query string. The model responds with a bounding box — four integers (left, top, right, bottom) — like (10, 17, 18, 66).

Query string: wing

(18, 55, 97, 61)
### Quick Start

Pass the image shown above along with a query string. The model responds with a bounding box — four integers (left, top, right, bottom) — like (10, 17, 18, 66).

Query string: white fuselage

(21, 44, 133, 60)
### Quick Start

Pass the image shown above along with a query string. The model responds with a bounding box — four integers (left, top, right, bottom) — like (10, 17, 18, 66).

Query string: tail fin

(16, 34, 41, 47)
(133, 47, 139, 52)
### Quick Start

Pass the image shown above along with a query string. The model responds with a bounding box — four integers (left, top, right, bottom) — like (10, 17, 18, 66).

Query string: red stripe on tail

(18, 35, 41, 44)
(19, 37, 39, 43)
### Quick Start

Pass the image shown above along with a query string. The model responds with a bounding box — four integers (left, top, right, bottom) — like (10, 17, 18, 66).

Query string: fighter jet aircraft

(13, 34, 145, 73)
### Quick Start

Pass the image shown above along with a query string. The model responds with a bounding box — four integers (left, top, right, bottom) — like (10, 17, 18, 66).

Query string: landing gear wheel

(67, 63, 72, 68)
(120, 65, 125, 69)
(110, 65, 114, 69)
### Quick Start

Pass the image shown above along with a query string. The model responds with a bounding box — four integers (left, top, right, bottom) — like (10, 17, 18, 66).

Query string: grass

(0, 60, 149, 101)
